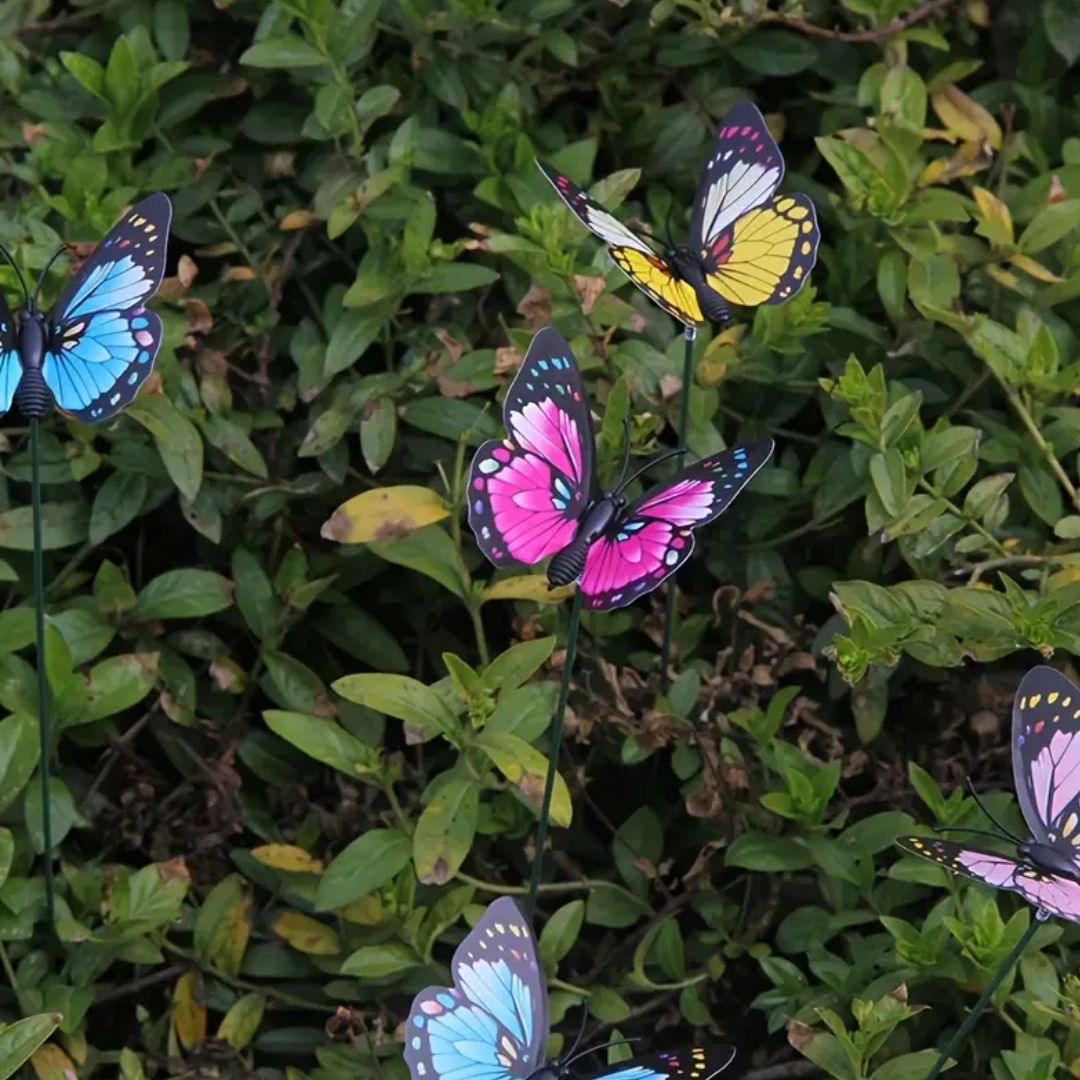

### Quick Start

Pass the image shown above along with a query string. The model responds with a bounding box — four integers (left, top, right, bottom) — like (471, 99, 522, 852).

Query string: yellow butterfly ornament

(538, 99, 820, 327)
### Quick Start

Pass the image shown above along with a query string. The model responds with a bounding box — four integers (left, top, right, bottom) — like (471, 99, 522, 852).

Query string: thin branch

(95, 964, 188, 1004)
(763, 0, 959, 43)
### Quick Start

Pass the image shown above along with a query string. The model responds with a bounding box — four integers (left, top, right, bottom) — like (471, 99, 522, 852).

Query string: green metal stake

(30, 418, 55, 929)
(924, 916, 1041, 1080)
(659, 324, 696, 692)
(525, 590, 582, 922)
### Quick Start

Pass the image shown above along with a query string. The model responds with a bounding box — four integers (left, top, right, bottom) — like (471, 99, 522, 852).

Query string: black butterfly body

(0, 192, 172, 422)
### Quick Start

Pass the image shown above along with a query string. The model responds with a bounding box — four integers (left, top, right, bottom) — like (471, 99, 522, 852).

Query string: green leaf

(399, 399, 500, 444)
(360, 396, 396, 473)
(474, 730, 572, 826)
(126, 396, 204, 502)
(135, 569, 234, 620)
(413, 262, 499, 293)
(0, 714, 40, 815)
(24, 776, 76, 854)
(870, 450, 908, 518)
(340, 943, 422, 978)
(412, 776, 479, 885)
(240, 36, 327, 68)
(369, 525, 465, 597)
(89, 471, 149, 544)
(325, 311, 381, 376)
(263, 710, 379, 777)
(0, 503, 89, 551)
(78, 652, 159, 724)
(232, 548, 280, 641)
(200, 415, 268, 479)
(332, 673, 455, 742)
(316, 828, 412, 910)
(1019, 200, 1080, 253)
(538, 899, 584, 970)
(725, 832, 813, 871)
(869, 1050, 942, 1080)
(732, 30, 816, 75)
(482, 637, 554, 693)
(0, 1014, 62, 1080)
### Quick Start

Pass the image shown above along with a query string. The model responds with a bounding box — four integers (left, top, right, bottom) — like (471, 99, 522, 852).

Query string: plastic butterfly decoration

(537, 99, 819, 327)
(468, 327, 772, 610)
(0, 192, 172, 422)
(404, 896, 737, 1080)
(899, 665, 1080, 923)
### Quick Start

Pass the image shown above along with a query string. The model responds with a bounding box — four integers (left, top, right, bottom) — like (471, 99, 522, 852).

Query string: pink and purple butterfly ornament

(899, 665, 1080, 922)
(467, 327, 772, 610)
(404, 896, 736, 1080)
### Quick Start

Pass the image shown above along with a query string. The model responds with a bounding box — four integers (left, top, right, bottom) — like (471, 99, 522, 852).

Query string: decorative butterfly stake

(898, 665, 1080, 1079)
(0, 193, 172, 925)
(538, 99, 819, 690)
(405, 895, 737, 1080)
(468, 327, 771, 914)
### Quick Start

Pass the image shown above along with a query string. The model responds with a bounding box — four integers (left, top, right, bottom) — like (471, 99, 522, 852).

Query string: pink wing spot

(493, 447, 511, 463)
(1036, 721, 1045, 733)
(135, 330, 155, 347)
(741, 125, 752, 135)
(637, 479, 716, 526)
(509, 398, 584, 485)
(756, 144, 765, 153)
(473, 478, 484, 491)
(420, 1001, 443, 1016)
(672, 538, 685, 550)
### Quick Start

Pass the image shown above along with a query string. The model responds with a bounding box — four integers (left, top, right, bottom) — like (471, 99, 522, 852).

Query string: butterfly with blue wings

(0, 192, 171, 422)
(405, 897, 736, 1080)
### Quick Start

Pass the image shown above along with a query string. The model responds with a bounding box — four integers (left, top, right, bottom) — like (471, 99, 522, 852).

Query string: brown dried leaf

(494, 346, 523, 374)
(573, 274, 606, 315)
(516, 283, 551, 324)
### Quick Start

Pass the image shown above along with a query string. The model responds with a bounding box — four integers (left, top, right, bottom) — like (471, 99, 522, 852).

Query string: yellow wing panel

(706, 193, 820, 307)
(611, 247, 704, 326)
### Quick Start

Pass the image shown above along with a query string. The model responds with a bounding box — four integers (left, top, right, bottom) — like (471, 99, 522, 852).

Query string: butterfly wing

(578, 440, 773, 610)
(1011, 666, 1080, 853)
(43, 192, 171, 422)
(591, 1047, 737, 1080)
(898, 836, 1080, 923)
(469, 328, 594, 568)
(688, 100, 819, 308)
(405, 897, 548, 1080)
(0, 291, 20, 415)
(537, 160, 703, 326)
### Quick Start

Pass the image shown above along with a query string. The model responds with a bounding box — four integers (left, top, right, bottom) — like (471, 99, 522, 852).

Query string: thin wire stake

(30, 418, 55, 928)
(924, 916, 1041, 1080)
(659, 324, 697, 692)
(526, 590, 582, 922)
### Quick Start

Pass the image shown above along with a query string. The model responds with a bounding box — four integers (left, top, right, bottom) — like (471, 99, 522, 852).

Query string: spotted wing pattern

(537, 160, 703, 326)
(42, 192, 171, 422)
(898, 836, 1080, 924)
(404, 897, 548, 1080)
(468, 327, 594, 567)
(592, 1047, 738, 1080)
(577, 441, 773, 610)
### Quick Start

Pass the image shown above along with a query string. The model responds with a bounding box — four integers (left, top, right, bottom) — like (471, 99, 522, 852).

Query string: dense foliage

(2, 0, 1080, 1078)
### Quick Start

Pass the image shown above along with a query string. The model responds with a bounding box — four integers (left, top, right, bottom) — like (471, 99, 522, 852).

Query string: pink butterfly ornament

(467, 326, 772, 611)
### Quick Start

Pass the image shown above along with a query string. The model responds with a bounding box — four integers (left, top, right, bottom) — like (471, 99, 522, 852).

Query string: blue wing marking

(63, 255, 153, 319)
(597, 1070, 666, 1080)
(0, 350, 20, 413)
(43, 311, 140, 410)
(426, 1002, 513, 1080)
(457, 958, 533, 1048)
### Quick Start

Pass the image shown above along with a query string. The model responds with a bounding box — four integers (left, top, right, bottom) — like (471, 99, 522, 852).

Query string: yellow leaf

(321, 485, 450, 544)
(1007, 253, 1063, 283)
(972, 186, 1013, 246)
(985, 263, 1021, 291)
(917, 141, 993, 186)
(251, 844, 324, 873)
(931, 84, 1002, 149)
(341, 894, 383, 924)
(481, 574, 573, 605)
(31, 1046, 77, 1080)
(217, 993, 266, 1050)
(272, 911, 341, 955)
(171, 972, 206, 1050)
(280, 209, 315, 230)
(224, 266, 259, 282)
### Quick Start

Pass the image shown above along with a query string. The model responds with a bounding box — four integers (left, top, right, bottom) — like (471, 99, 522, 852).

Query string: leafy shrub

(0, 1, 1079, 1078)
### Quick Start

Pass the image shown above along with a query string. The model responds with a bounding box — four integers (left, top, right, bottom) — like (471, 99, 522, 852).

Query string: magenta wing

(898, 836, 1080, 924)
(1012, 666, 1080, 862)
(468, 328, 593, 568)
(577, 440, 773, 610)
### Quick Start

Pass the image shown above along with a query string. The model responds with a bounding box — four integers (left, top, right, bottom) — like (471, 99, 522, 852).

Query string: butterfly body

(1017, 839, 1080, 879)
(664, 247, 731, 326)
(0, 193, 171, 424)
(468, 327, 773, 610)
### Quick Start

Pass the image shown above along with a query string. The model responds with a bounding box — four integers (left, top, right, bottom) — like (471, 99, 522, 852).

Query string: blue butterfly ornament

(404, 897, 736, 1080)
(0, 192, 172, 422)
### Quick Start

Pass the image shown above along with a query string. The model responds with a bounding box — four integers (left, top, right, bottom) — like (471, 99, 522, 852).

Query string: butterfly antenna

(564, 1039, 642, 1068)
(31, 245, 69, 309)
(964, 777, 1025, 844)
(562, 1003, 590, 1061)
(617, 447, 687, 494)
(0, 242, 30, 306)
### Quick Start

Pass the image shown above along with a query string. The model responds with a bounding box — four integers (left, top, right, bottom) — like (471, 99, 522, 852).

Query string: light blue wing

(0, 350, 19, 414)
(42, 193, 170, 423)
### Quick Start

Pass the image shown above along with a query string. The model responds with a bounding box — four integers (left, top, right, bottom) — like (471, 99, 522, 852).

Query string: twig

(958, 553, 1061, 584)
(95, 964, 188, 1004)
(763, 0, 959, 43)
(17, 7, 105, 34)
